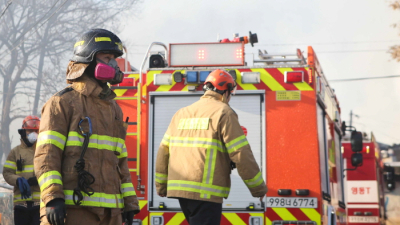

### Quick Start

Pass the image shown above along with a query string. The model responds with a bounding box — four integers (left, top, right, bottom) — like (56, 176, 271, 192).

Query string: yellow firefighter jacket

(155, 91, 267, 203)
(34, 73, 139, 218)
(3, 141, 40, 206)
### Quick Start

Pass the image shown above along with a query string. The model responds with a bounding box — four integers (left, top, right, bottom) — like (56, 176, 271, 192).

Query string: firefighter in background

(155, 69, 268, 225)
(3, 115, 41, 225)
(34, 29, 139, 225)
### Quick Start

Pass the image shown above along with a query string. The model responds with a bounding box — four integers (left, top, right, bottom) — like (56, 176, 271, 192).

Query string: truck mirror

(341, 121, 346, 135)
(351, 131, 363, 152)
(384, 166, 396, 191)
(387, 181, 395, 191)
(351, 153, 363, 167)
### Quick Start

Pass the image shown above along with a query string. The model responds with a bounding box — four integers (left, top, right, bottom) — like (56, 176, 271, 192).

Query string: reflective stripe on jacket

(34, 74, 139, 218)
(2, 141, 41, 206)
(155, 91, 267, 203)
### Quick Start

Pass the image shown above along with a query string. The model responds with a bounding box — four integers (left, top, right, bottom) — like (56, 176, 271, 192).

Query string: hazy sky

(7, 0, 400, 147)
(119, 0, 400, 146)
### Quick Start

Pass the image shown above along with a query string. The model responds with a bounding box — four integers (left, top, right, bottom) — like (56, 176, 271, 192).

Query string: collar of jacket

(201, 90, 224, 101)
(19, 139, 36, 150)
(71, 74, 116, 100)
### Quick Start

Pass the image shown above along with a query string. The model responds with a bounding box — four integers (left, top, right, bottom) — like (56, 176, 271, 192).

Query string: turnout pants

(178, 198, 222, 225)
(14, 206, 40, 225)
(40, 207, 121, 225)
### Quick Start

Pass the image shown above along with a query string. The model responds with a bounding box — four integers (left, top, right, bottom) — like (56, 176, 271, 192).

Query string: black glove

(46, 199, 66, 225)
(123, 210, 136, 225)
(230, 161, 236, 170)
(27, 177, 38, 186)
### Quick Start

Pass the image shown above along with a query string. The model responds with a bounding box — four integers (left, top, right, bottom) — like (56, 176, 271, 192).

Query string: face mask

(94, 58, 124, 84)
(27, 132, 38, 144)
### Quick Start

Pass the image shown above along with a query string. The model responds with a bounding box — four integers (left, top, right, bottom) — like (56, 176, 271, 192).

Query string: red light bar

(284, 71, 304, 83)
(169, 42, 245, 67)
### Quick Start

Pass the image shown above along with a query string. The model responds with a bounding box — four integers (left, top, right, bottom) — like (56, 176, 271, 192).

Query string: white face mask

(27, 132, 38, 144)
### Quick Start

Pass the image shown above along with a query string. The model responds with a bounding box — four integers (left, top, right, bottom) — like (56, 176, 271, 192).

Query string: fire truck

(112, 32, 348, 225)
(382, 157, 400, 224)
(342, 133, 386, 225)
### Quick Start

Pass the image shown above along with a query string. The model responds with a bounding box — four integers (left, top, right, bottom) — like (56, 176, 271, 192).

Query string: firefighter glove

(123, 210, 137, 225)
(27, 177, 38, 186)
(16, 177, 31, 199)
(46, 199, 66, 225)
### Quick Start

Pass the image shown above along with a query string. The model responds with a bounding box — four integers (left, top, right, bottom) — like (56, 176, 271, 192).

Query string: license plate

(348, 216, 379, 223)
(266, 197, 318, 208)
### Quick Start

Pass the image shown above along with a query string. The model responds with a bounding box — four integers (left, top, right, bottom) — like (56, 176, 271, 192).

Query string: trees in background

(389, 1, 400, 61)
(0, 0, 140, 171)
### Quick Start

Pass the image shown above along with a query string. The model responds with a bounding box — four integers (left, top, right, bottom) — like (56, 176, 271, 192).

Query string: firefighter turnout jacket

(3, 141, 40, 206)
(34, 73, 139, 218)
(155, 91, 267, 203)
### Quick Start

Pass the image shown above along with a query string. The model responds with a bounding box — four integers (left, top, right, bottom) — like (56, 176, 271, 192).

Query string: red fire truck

(112, 33, 348, 225)
(342, 133, 386, 225)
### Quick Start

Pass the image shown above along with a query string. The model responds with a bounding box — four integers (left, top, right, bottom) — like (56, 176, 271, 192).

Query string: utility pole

(349, 110, 359, 127)
(350, 110, 353, 127)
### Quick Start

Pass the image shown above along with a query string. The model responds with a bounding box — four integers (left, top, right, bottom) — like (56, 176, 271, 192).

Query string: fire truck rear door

(149, 90, 266, 210)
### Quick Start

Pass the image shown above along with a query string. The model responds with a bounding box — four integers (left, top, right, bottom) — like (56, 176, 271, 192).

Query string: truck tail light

(284, 71, 304, 83)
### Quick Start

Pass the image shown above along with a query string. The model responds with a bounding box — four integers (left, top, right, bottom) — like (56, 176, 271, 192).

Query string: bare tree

(0, 0, 140, 170)
(389, 1, 400, 61)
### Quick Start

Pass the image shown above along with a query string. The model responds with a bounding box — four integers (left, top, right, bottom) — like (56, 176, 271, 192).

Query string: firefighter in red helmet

(34, 29, 139, 225)
(155, 69, 267, 225)
(3, 115, 41, 225)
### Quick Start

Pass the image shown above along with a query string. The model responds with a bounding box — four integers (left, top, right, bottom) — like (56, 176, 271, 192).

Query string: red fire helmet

(22, 115, 40, 130)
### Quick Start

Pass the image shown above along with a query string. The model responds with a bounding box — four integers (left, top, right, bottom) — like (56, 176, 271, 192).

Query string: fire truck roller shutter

(149, 91, 265, 210)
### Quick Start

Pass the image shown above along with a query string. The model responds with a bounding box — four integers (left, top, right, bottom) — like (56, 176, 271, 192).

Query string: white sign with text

(346, 180, 378, 203)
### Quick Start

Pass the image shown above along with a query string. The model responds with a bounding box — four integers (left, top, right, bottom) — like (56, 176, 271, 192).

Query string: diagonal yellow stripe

(273, 208, 297, 221)
(277, 67, 313, 91)
(114, 89, 128, 97)
(236, 69, 258, 90)
(293, 81, 313, 91)
(252, 68, 285, 91)
(146, 71, 160, 86)
(266, 217, 272, 225)
(127, 74, 139, 78)
(142, 216, 148, 225)
(166, 213, 186, 225)
(300, 208, 321, 225)
(222, 213, 246, 225)
(139, 200, 147, 210)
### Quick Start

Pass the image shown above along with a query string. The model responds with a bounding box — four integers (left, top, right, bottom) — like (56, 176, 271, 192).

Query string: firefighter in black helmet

(34, 29, 139, 225)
